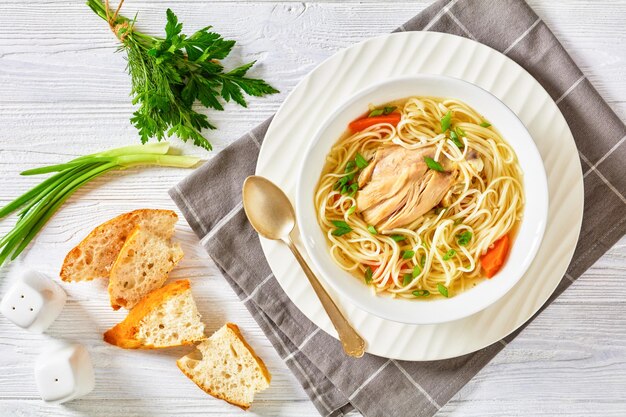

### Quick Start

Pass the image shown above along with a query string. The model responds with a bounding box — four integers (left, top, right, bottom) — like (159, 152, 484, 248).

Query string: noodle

(314, 97, 524, 299)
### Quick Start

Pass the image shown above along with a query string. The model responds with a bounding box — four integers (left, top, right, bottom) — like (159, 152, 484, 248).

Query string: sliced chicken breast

(356, 145, 458, 230)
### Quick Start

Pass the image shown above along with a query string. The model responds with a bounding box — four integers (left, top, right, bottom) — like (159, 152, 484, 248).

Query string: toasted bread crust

(176, 323, 271, 410)
(60, 209, 177, 282)
(103, 279, 192, 349)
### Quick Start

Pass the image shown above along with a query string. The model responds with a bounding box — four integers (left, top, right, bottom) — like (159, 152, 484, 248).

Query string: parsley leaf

(424, 157, 445, 172)
(88, 1, 278, 150)
(440, 111, 452, 132)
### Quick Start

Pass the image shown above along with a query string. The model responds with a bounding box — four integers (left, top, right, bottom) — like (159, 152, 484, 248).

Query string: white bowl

(296, 75, 549, 325)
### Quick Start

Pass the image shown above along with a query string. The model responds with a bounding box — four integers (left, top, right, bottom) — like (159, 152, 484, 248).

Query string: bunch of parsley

(87, 0, 278, 150)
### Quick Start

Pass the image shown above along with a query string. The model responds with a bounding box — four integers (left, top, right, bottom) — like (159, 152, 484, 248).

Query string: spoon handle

(284, 237, 365, 358)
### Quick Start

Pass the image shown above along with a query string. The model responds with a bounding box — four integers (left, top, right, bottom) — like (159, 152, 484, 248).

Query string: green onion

(403, 273, 412, 286)
(424, 157, 444, 172)
(455, 126, 466, 137)
(367, 225, 377, 235)
(347, 205, 356, 216)
(402, 250, 415, 259)
(453, 218, 463, 226)
(347, 183, 358, 197)
(420, 255, 426, 267)
(437, 283, 449, 297)
(456, 231, 472, 246)
(368, 109, 384, 117)
(364, 266, 373, 284)
(383, 106, 397, 115)
(440, 111, 452, 132)
(449, 130, 464, 148)
(345, 160, 356, 173)
(412, 264, 421, 278)
(413, 290, 430, 297)
(355, 153, 369, 169)
(0, 143, 199, 266)
(479, 121, 491, 128)
(443, 249, 456, 261)
(391, 234, 406, 242)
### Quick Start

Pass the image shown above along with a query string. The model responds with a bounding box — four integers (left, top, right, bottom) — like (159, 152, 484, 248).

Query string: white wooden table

(1, 1, 624, 416)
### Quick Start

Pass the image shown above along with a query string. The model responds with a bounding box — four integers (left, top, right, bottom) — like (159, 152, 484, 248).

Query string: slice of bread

(104, 279, 205, 349)
(108, 226, 184, 310)
(177, 323, 271, 410)
(61, 209, 178, 282)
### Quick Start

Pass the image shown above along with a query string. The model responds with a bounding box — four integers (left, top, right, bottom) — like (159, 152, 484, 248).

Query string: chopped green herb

(383, 106, 397, 115)
(412, 264, 421, 278)
(331, 220, 352, 236)
(364, 266, 373, 284)
(420, 255, 426, 267)
(331, 220, 350, 228)
(402, 250, 415, 259)
(437, 283, 449, 297)
(455, 126, 466, 137)
(424, 157, 444, 172)
(391, 234, 406, 242)
(449, 130, 464, 148)
(348, 182, 358, 197)
(456, 231, 472, 246)
(453, 218, 463, 226)
(368, 108, 384, 117)
(347, 205, 356, 215)
(440, 111, 452, 132)
(403, 273, 412, 286)
(355, 153, 369, 169)
(345, 160, 356, 173)
(442, 249, 456, 261)
(413, 290, 430, 297)
(479, 121, 491, 128)
(367, 225, 378, 235)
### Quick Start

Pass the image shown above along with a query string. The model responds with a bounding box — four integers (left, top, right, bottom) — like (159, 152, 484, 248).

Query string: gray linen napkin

(170, 0, 626, 415)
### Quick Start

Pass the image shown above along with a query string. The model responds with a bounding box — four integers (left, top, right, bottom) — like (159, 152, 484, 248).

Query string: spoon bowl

(242, 176, 295, 240)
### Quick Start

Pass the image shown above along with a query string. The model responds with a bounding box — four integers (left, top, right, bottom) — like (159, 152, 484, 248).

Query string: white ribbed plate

(256, 32, 583, 361)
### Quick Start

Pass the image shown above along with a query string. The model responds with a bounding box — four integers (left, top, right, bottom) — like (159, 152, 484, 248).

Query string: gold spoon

(242, 175, 365, 358)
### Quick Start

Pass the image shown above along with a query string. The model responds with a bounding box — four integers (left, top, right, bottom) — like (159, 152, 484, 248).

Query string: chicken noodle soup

(314, 97, 524, 299)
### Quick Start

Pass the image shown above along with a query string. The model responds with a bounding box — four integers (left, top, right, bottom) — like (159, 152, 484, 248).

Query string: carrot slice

(348, 113, 401, 133)
(480, 234, 510, 278)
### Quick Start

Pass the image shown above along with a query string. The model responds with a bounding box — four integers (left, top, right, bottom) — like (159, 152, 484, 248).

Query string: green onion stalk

(0, 142, 199, 266)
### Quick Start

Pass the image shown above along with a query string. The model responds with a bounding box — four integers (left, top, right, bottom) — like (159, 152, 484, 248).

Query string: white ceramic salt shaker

(34, 342, 95, 403)
(0, 269, 66, 333)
